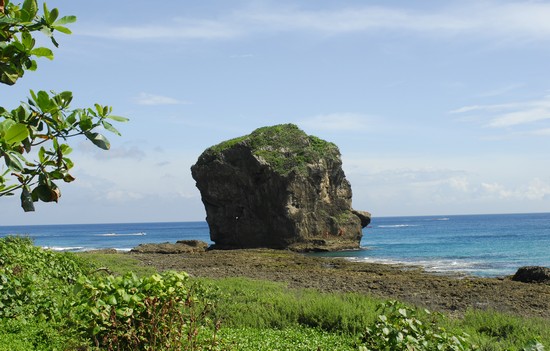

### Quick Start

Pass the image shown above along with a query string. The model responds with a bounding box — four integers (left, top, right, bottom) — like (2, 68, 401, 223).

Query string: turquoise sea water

(1, 213, 549, 277)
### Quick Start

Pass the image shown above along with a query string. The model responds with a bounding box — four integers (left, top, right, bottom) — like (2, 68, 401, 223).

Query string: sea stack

(191, 123, 370, 252)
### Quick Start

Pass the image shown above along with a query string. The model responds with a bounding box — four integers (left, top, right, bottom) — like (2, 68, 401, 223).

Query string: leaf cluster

(0, 0, 75, 85)
(0, 0, 128, 211)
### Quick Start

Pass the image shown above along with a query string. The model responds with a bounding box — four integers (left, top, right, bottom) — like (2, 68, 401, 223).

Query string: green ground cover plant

(1, 239, 548, 350)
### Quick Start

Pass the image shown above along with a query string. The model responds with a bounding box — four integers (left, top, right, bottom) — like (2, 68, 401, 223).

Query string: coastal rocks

(131, 240, 208, 254)
(191, 123, 370, 252)
(512, 266, 550, 284)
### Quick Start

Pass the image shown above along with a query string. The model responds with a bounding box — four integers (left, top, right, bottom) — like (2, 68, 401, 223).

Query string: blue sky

(2, 0, 550, 225)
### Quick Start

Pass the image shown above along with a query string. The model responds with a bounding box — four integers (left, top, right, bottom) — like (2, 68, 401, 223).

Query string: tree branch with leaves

(1, 0, 127, 211)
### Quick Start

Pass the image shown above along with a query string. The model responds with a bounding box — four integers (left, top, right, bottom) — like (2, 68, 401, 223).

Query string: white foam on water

(43, 246, 133, 253)
(94, 232, 146, 237)
(347, 256, 490, 276)
(377, 224, 418, 228)
(44, 246, 86, 252)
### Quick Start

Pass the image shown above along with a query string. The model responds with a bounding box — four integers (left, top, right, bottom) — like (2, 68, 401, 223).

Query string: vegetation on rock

(207, 123, 339, 176)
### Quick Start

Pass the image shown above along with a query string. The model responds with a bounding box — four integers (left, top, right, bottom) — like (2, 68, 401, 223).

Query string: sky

(2, 0, 550, 225)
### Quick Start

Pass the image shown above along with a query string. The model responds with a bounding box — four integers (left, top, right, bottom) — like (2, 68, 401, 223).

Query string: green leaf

(4, 152, 24, 172)
(102, 120, 121, 136)
(30, 47, 54, 60)
(21, 31, 35, 50)
(0, 63, 20, 85)
(21, 186, 35, 212)
(54, 15, 77, 26)
(107, 295, 117, 305)
(38, 146, 46, 163)
(48, 8, 59, 24)
(106, 115, 129, 122)
(85, 132, 110, 150)
(63, 173, 76, 183)
(4, 123, 29, 145)
(42, 2, 50, 22)
(52, 25, 72, 35)
(22, 0, 39, 19)
(59, 144, 73, 155)
(36, 90, 52, 111)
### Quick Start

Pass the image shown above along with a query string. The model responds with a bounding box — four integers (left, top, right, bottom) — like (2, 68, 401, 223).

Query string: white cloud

(80, 19, 241, 40)
(477, 83, 524, 98)
(77, 142, 146, 160)
(298, 113, 372, 132)
(80, 2, 550, 43)
(451, 95, 550, 128)
(105, 190, 145, 202)
(531, 128, 550, 136)
(481, 179, 550, 200)
(135, 93, 189, 106)
(243, 2, 550, 40)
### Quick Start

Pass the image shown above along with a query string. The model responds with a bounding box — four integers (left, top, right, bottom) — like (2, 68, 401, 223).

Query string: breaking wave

(94, 232, 146, 237)
(377, 224, 418, 228)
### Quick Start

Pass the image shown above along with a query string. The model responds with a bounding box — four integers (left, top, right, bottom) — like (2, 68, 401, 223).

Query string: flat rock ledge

(512, 266, 550, 284)
(131, 240, 209, 254)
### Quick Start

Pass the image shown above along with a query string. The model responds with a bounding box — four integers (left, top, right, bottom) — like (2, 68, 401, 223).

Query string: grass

(76, 251, 157, 277)
(459, 309, 550, 350)
(200, 277, 381, 334)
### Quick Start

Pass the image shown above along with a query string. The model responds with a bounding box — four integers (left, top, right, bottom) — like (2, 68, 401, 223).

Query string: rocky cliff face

(191, 124, 370, 252)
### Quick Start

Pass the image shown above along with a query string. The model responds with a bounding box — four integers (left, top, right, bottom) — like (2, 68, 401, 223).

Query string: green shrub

(0, 236, 86, 320)
(360, 300, 477, 351)
(71, 271, 221, 350)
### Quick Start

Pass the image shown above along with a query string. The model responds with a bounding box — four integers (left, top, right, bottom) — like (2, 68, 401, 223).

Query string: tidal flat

(123, 248, 550, 320)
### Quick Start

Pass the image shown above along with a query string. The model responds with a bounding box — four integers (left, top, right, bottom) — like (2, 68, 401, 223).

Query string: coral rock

(191, 124, 370, 252)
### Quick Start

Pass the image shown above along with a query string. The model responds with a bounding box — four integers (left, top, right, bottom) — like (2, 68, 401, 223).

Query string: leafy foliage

(360, 300, 477, 351)
(219, 326, 356, 351)
(0, 0, 128, 211)
(0, 237, 222, 350)
(0, 236, 86, 320)
(71, 270, 221, 350)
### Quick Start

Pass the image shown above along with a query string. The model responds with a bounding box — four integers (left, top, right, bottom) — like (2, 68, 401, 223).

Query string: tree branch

(0, 0, 4, 14)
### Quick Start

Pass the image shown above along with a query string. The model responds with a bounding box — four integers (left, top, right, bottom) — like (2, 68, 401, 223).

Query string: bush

(71, 271, 221, 350)
(360, 300, 477, 351)
(0, 236, 86, 320)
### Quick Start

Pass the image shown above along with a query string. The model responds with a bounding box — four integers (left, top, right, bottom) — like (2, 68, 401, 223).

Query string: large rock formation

(191, 124, 370, 252)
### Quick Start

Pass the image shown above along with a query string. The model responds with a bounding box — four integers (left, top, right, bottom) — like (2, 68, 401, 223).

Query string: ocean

(1, 213, 549, 278)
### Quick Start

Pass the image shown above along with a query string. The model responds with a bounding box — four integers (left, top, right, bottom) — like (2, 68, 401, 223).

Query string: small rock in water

(512, 266, 550, 284)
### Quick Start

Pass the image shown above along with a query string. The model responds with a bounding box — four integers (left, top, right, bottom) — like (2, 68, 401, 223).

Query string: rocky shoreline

(121, 248, 550, 320)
